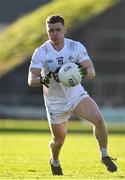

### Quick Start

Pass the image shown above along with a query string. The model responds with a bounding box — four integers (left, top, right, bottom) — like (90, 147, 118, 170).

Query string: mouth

(53, 37, 58, 40)
(52, 38, 59, 43)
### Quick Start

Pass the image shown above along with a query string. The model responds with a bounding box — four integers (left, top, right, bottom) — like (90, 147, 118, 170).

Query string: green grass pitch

(0, 119, 125, 179)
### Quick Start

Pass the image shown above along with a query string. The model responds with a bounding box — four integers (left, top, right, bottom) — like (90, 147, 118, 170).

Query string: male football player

(28, 15, 117, 175)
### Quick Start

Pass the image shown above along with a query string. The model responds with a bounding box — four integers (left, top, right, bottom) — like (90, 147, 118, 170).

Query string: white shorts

(45, 91, 89, 124)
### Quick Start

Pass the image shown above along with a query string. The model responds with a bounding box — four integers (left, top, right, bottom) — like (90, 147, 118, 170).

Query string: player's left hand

(75, 63, 87, 78)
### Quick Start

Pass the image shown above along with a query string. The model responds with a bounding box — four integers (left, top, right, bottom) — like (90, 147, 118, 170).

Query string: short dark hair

(46, 15, 65, 25)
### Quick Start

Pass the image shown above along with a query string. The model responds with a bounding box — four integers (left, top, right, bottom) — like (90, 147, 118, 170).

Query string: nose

(53, 30, 58, 36)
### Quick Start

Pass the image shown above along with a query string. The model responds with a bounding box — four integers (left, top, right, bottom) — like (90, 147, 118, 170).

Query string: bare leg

(74, 96, 117, 172)
(49, 121, 67, 175)
(74, 96, 108, 149)
(49, 121, 68, 161)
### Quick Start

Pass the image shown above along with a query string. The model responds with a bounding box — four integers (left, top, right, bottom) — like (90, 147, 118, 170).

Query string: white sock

(100, 148, 108, 158)
(51, 159, 60, 167)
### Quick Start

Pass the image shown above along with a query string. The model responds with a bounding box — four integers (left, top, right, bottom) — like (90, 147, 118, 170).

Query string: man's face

(46, 22, 66, 44)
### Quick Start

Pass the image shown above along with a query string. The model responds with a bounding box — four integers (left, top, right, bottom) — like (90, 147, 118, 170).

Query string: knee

(50, 136, 66, 148)
(94, 115, 106, 129)
(96, 119, 105, 128)
(55, 138, 65, 147)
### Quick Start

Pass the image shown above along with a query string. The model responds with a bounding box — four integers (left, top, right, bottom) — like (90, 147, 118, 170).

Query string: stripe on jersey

(42, 44, 48, 54)
(69, 41, 75, 51)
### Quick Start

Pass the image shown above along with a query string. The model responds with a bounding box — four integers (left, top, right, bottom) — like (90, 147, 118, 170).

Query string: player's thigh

(73, 96, 104, 126)
(49, 121, 68, 142)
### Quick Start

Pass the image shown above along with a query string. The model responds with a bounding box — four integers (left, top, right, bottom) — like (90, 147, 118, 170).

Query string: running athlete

(28, 15, 117, 175)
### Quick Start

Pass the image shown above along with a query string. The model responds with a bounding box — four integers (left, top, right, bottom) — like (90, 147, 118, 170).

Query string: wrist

(39, 76, 43, 85)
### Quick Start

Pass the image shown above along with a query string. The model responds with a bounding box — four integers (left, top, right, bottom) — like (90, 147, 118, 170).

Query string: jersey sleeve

(77, 42, 91, 63)
(30, 48, 43, 69)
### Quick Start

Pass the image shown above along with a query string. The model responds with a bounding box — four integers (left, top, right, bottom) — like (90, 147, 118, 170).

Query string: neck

(51, 39, 64, 51)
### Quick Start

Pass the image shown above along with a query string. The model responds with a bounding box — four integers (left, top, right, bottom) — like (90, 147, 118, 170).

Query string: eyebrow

(48, 27, 61, 31)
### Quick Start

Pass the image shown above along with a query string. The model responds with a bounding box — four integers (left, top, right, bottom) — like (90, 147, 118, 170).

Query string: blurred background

(0, 0, 125, 123)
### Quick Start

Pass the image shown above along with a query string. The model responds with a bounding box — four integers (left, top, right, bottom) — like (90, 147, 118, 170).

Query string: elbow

(28, 78, 33, 87)
(28, 70, 41, 87)
(28, 77, 35, 87)
(87, 67, 96, 79)
(92, 72, 96, 78)
(28, 76, 41, 87)
(28, 72, 33, 87)
(85, 66, 96, 79)
(91, 72, 96, 79)
(86, 72, 96, 79)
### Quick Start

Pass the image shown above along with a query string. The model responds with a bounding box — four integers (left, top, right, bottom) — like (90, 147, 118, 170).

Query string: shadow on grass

(0, 128, 125, 134)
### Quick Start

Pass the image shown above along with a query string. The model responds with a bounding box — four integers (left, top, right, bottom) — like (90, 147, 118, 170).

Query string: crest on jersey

(57, 56, 64, 65)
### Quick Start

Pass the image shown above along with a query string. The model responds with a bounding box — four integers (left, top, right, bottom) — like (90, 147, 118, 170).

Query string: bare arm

(80, 60, 96, 79)
(28, 67, 42, 87)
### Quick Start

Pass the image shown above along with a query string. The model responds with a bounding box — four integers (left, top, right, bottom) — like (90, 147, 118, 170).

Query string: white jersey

(30, 38, 90, 106)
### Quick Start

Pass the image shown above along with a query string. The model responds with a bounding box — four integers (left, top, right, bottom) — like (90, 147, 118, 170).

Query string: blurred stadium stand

(69, 0, 125, 107)
(0, 0, 125, 121)
(0, 0, 51, 31)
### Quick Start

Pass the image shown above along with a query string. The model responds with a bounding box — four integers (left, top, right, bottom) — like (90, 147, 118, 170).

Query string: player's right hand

(53, 67, 61, 82)
(40, 71, 51, 88)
